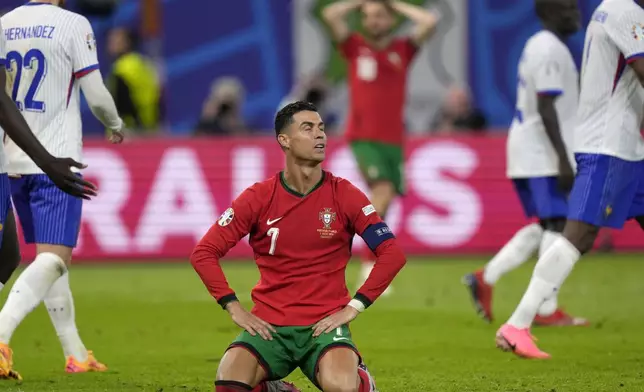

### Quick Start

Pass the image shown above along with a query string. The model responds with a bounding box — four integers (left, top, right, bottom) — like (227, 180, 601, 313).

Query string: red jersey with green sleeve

(339, 33, 418, 145)
(190, 171, 406, 326)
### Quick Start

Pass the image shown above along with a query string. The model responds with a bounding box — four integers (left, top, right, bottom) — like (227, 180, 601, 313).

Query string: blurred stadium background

(1, 1, 643, 391)
(0, 0, 635, 261)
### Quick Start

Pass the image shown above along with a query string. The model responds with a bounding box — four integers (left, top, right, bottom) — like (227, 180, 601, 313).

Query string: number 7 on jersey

(267, 228, 279, 255)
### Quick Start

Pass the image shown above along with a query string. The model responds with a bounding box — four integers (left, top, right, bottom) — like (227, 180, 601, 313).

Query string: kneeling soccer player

(191, 101, 406, 392)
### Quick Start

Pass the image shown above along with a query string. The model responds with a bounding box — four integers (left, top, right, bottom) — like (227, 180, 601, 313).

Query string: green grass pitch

(1, 255, 644, 391)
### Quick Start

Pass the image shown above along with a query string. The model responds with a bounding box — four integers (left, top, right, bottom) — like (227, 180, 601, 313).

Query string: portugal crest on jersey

(318, 208, 338, 239)
(319, 208, 336, 229)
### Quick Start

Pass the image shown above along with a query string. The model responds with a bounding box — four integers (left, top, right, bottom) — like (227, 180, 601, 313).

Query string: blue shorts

(512, 177, 568, 219)
(0, 174, 13, 247)
(10, 174, 83, 247)
(567, 153, 644, 229)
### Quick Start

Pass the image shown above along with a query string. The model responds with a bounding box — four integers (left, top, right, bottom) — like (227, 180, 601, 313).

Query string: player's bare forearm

(322, 0, 363, 42)
(0, 70, 54, 167)
(390, 0, 439, 45)
(355, 239, 406, 306)
(537, 95, 569, 163)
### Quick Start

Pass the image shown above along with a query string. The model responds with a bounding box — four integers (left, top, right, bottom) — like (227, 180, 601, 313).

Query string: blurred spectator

(107, 27, 162, 134)
(431, 85, 487, 134)
(194, 77, 247, 136)
(278, 73, 339, 131)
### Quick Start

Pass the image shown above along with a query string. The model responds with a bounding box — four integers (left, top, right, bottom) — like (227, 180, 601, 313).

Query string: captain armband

(361, 222, 395, 251)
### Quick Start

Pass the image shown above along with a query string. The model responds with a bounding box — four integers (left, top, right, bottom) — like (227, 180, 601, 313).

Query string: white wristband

(348, 298, 366, 313)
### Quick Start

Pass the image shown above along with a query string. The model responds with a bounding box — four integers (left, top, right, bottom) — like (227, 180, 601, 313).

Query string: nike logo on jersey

(332, 336, 350, 342)
(267, 217, 283, 225)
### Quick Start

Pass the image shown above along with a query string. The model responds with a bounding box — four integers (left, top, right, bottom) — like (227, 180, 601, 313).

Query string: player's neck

(28, 0, 56, 4)
(281, 164, 324, 196)
(543, 25, 564, 41)
(365, 35, 392, 50)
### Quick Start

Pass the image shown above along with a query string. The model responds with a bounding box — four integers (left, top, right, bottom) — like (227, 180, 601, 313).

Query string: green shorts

(350, 140, 405, 195)
(228, 324, 360, 388)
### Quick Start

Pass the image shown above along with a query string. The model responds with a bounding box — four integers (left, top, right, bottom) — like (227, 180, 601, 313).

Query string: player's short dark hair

(274, 101, 318, 137)
(534, 0, 557, 20)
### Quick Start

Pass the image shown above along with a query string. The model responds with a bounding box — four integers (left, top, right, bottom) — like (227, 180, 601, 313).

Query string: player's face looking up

(361, 1, 394, 40)
(278, 110, 326, 165)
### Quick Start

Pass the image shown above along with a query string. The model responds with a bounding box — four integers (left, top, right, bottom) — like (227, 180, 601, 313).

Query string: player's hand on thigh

(226, 301, 276, 340)
(217, 347, 267, 387)
(312, 306, 359, 337)
(316, 347, 360, 392)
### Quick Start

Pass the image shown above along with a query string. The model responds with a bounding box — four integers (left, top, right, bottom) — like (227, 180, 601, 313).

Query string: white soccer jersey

(575, 0, 644, 161)
(506, 30, 579, 178)
(1, 2, 99, 174)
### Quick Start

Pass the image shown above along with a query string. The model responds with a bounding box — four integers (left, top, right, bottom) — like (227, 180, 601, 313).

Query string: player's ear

(277, 133, 290, 150)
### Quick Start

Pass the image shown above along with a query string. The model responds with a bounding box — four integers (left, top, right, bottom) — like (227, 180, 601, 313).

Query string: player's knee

(539, 218, 566, 233)
(319, 372, 359, 392)
(36, 244, 73, 264)
(216, 347, 265, 387)
(562, 221, 599, 254)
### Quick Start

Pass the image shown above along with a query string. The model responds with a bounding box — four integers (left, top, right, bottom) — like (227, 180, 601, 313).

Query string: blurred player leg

(464, 222, 543, 322)
(0, 175, 106, 376)
(0, 209, 21, 292)
(497, 154, 641, 358)
(351, 141, 400, 296)
(464, 178, 543, 321)
(0, 176, 28, 380)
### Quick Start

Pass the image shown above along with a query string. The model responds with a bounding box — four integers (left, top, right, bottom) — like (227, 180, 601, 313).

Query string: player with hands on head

(463, 0, 587, 327)
(0, 0, 126, 379)
(191, 101, 406, 392)
(322, 0, 439, 296)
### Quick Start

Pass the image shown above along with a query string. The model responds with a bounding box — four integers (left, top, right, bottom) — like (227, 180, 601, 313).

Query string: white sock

(0, 252, 66, 344)
(537, 231, 561, 316)
(483, 223, 543, 285)
(45, 273, 88, 361)
(508, 237, 580, 329)
(538, 230, 559, 258)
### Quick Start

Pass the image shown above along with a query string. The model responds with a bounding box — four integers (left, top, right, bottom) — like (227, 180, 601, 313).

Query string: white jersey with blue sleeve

(1, 3, 99, 174)
(506, 30, 578, 178)
(575, 0, 644, 161)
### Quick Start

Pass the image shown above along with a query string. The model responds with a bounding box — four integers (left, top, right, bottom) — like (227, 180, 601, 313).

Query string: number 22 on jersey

(5, 49, 47, 112)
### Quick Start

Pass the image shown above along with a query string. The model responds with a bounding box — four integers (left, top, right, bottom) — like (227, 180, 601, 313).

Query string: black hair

(534, 0, 558, 20)
(274, 101, 318, 137)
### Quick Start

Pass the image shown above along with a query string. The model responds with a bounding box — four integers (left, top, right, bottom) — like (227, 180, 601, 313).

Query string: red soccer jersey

(339, 33, 418, 145)
(191, 171, 406, 326)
